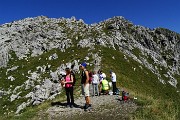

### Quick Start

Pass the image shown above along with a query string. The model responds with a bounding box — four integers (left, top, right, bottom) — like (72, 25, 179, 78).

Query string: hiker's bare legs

(85, 96, 90, 104)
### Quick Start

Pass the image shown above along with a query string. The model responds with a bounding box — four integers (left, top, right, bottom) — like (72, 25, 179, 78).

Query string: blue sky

(0, 0, 180, 33)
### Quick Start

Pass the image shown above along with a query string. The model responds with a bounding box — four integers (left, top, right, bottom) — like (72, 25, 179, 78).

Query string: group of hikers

(60, 62, 117, 111)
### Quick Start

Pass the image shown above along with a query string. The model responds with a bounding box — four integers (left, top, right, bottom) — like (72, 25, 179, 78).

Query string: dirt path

(44, 95, 137, 120)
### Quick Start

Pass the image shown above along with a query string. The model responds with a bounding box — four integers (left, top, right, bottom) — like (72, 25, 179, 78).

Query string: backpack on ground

(122, 91, 129, 101)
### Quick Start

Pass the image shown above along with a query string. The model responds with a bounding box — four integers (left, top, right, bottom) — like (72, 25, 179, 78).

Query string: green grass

(100, 47, 180, 120)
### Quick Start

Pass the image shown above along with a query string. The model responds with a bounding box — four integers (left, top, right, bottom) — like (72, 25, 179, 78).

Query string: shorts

(84, 83, 90, 97)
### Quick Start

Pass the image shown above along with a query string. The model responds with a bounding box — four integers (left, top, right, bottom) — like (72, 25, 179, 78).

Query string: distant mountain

(0, 16, 179, 119)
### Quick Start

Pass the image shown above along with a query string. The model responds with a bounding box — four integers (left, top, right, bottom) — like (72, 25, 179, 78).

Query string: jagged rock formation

(0, 16, 180, 114)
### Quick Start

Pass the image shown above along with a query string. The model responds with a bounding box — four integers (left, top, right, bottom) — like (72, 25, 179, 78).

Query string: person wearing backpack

(61, 68, 75, 108)
(80, 62, 91, 111)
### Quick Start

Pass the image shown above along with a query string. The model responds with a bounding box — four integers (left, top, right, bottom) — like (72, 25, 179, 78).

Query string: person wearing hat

(80, 62, 91, 111)
(110, 70, 117, 95)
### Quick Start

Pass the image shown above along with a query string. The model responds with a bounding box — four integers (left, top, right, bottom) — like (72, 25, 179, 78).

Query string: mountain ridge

(0, 16, 180, 119)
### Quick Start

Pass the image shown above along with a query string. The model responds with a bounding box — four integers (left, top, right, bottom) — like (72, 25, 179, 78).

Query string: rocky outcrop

(13, 60, 82, 114)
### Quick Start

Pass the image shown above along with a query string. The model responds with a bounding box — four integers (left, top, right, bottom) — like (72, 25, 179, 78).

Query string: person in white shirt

(110, 70, 117, 95)
(98, 70, 107, 95)
(92, 71, 99, 96)
(98, 70, 106, 83)
(102, 72, 106, 79)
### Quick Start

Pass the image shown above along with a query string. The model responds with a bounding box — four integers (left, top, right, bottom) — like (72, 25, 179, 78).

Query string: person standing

(98, 70, 106, 83)
(80, 62, 91, 111)
(110, 70, 117, 95)
(80, 65, 85, 96)
(92, 71, 99, 96)
(61, 68, 74, 108)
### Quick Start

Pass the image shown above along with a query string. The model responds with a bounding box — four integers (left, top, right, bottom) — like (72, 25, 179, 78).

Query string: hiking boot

(83, 104, 88, 109)
(84, 104, 91, 110)
(84, 104, 92, 111)
(70, 104, 74, 108)
(66, 104, 70, 108)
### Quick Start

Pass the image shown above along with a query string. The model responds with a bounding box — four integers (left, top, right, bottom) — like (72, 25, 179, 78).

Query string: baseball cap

(80, 62, 87, 68)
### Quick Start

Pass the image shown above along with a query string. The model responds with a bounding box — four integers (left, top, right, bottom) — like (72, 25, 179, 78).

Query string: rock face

(0, 16, 180, 114)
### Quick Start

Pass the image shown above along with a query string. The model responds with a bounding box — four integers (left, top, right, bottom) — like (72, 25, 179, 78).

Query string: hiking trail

(42, 95, 137, 120)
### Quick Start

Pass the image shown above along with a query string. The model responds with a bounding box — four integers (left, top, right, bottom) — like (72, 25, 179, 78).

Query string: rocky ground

(43, 95, 137, 120)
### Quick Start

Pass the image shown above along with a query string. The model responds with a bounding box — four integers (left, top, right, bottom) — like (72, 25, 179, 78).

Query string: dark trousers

(65, 87, 74, 105)
(112, 82, 117, 94)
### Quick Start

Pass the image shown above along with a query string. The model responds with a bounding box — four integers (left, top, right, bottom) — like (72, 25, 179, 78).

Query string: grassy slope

(0, 46, 180, 120)
(100, 47, 180, 120)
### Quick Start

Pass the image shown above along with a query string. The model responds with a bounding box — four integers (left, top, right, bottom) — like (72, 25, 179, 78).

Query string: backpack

(82, 70, 93, 84)
(68, 71, 76, 86)
(88, 71, 93, 84)
(122, 91, 129, 101)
